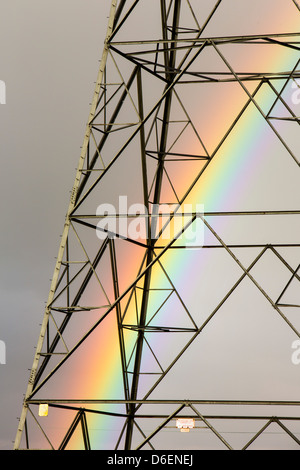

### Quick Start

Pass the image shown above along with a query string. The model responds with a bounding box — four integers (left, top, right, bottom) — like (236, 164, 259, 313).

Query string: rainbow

(36, 5, 300, 450)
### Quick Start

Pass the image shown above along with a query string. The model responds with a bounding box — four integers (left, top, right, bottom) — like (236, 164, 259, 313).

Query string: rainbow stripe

(36, 6, 300, 450)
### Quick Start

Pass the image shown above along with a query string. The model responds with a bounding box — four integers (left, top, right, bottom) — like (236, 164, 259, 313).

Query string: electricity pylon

(15, 0, 300, 450)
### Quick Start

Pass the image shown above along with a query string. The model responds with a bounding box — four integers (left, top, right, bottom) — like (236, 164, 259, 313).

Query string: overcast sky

(0, 0, 111, 449)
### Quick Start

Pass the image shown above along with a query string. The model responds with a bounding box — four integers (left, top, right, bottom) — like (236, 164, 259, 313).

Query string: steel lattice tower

(15, 0, 300, 450)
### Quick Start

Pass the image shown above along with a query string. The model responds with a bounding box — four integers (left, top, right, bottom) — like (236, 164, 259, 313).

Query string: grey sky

(0, 0, 110, 449)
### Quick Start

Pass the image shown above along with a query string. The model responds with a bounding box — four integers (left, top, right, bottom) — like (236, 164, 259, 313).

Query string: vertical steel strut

(124, 0, 182, 450)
